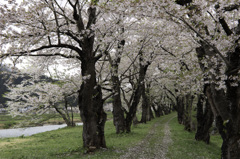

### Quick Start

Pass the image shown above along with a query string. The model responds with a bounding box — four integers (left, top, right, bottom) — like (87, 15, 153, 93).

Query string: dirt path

(120, 116, 176, 159)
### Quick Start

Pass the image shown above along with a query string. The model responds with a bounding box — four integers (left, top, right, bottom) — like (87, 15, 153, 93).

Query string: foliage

(2, 121, 17, 129)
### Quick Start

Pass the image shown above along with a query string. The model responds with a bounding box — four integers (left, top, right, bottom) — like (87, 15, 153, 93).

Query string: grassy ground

(167, 116, 222, 159)
(0, 112, 222, 159)
(0, 114, 25, 129)
(0, 112, 114, 129)
(0, 113, 82, 129)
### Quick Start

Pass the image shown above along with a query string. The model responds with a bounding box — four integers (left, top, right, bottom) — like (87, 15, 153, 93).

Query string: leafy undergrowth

(0, 112, 222, 159)
(167, 117, 222, 159)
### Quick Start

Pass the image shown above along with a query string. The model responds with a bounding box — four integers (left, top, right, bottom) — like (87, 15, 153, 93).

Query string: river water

(0, 123, 83, 138)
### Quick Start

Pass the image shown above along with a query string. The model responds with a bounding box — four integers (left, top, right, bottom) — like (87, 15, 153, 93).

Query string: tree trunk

(111, 69, 125, 133)
(184, 94, 194, 131)
(78, 60, 106, 151)
(152, 103, 161, 117)
(223, 47, 240, 159)
(196, 44, 240, 159)
(140, 83, 149, 123)
(133, 114, 139, 126)
(125, 84, 142, 132)
(149, 105, 154, 120)
(125, 51, 150, 132)
(177, 96, 184, 124)
(54, 107, 75, 127)
(195, 94, 214, 144)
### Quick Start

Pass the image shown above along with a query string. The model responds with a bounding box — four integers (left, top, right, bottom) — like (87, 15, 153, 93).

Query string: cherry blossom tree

(1, 0, 239, 157)
(162, 0, 240, 158)
(6, 79, 78, 126)
(0, 0, 126, 151)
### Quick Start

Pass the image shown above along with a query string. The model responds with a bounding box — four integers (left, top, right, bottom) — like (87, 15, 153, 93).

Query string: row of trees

(0, 0, 239, 158)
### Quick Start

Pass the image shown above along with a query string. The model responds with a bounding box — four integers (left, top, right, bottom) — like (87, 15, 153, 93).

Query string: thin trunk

(125, 51, 150, 132)
(125, 84, 142, 132)
(54, 108, 72, 127)
(64, 97, 75, 127)
(140, 83, 148, 123)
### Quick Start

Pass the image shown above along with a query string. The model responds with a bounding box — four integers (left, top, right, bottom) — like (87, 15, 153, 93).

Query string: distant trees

(6, 79, 78, 127)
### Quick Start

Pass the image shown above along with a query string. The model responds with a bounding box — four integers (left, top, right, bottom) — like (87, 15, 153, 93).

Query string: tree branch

(223, 4, 240, 12)
(219, 18, 233, 36)
(165, 11, 231, 67)
(0, 44, 82, 60)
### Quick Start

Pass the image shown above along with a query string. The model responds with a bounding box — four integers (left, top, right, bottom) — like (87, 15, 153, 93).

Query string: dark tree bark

(152, 103, 161, 117)
(125, 83, 142, 132)
(140, 83, 151, 123)
(108, 26, 126, 133)
(159, 105, 164, 116)
(196, 44, 240, 159)
(177, 96, 185, 124)
(175, 0, 192, 6)
(223, 47, 240, 159)
(77, 6, 106, 151)
(133, 114, 139, 126)
(174, 1, 240, 157)
(195, 94, 214, 144)
(111, 57, 125, 133)
(54, 105, 75, 127)
(79, 82, 107, 151)
(183, 94, 194, 131)
(163, 104, 171, 115)
(112, 74, 126, 133)
(125, 52, 151, 132)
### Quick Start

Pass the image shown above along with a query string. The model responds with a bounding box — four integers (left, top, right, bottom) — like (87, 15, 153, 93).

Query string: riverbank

(0, 112, 222, 159)
(0, 123, 83, 138)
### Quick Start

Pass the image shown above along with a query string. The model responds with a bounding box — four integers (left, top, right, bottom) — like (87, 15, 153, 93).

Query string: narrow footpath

(120, 115, 176, 159)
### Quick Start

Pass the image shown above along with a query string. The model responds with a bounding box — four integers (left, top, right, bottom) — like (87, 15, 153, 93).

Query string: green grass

(0, 112, 114, 129)
(0, 113, 82, 129)
(0, 120, 153, 159)
(0, 114, 25, 129)
(0, 112, 222, 159)
(0, 113, 169, 159)
(167, 116, 222, 159)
